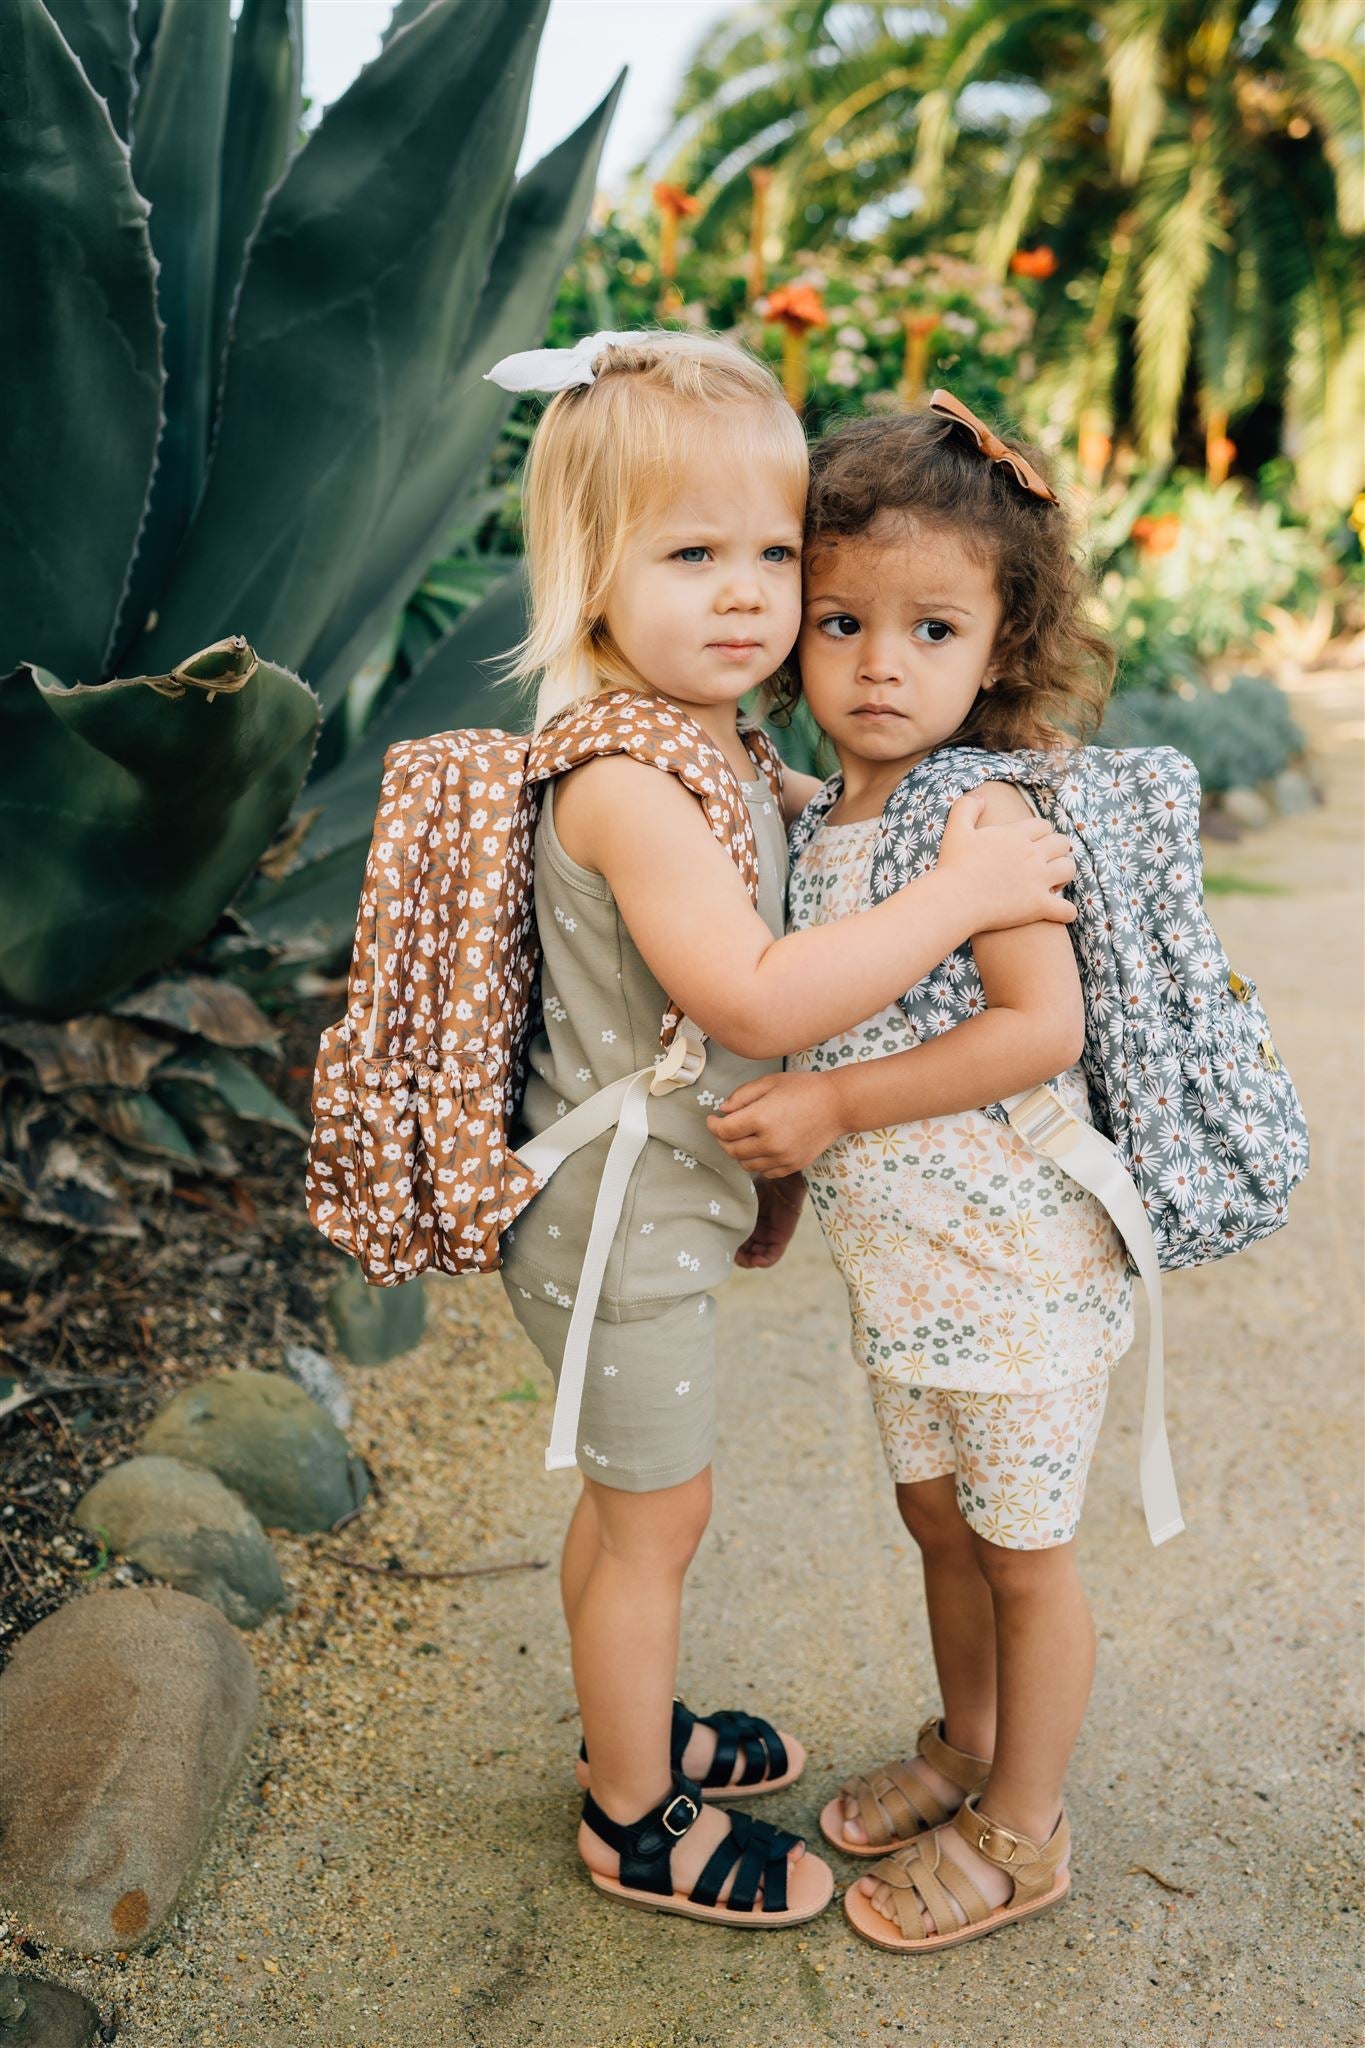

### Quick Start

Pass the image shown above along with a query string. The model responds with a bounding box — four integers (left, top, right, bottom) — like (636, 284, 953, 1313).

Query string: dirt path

(11, 667, 1361, 2048)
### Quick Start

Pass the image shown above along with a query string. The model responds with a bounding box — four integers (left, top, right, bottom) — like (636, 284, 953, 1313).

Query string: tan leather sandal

(818, 1715, 990, 1857)
(843, 1792, 1071, 1952)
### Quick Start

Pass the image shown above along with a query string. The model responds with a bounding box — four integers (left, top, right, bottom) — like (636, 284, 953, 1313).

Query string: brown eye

(819, 614, 859, 639)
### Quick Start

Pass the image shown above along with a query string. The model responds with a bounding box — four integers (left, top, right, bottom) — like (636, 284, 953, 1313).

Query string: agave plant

(0, 0, 617, 1230)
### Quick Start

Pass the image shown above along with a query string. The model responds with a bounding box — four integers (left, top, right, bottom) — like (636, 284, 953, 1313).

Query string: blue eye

(913, 619, 955, 643)
(762, 545, 795, 562)
(674, 546, 710, 563)
(818, 614, 860, 639)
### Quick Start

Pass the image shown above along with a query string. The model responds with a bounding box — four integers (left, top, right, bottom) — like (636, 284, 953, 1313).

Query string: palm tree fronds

(1134, 154, 1226, 459)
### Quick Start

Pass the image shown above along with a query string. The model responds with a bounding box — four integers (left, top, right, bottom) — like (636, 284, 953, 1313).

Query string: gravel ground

(3, 666, 1360, 2048)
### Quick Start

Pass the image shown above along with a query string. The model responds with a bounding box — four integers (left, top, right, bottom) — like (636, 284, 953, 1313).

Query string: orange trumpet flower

(763, 283, 828, 411)
(653, 182, 701, 280)
(1010, 246, 1058, 280)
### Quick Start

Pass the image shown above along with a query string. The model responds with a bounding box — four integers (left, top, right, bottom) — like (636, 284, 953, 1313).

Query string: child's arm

(706, 784, 1085, 1172)
(777, 764, 823, 826)
(552, 759, 1077, 1061)
(733, 1173, 807, 1268)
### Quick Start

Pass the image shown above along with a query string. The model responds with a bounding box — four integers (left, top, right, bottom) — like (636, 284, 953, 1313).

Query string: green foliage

(0, 974, 303, 1238)
(1100, 477, 1330, 681)
(0, 639, 318, 1018)
(0, 0, 618, 1023)
(1101, 673, 1305, 791)
(652, 0, 1364, 503)
(0, 0, 616, 1239)
(743, 250, 1034, 427)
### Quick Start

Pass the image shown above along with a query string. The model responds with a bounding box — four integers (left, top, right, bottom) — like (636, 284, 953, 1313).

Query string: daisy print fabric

(788, 818, 1135, 1398)
(789, 743, 1308, 1274)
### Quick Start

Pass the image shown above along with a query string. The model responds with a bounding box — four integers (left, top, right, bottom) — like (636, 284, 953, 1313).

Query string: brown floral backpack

(306, 690, 782, 1290)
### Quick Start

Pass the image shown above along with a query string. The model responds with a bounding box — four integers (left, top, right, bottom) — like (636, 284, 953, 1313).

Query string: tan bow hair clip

(929, 389, 1059, 505)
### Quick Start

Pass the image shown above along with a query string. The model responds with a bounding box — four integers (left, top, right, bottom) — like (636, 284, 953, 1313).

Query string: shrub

(1100, 674, 1305, 792)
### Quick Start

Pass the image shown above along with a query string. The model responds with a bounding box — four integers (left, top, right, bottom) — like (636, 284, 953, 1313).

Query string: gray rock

(1270, 766, 1317, 815)
(1219, 786, 1273, 830)
(142, 1371, 368, 1534)
(327, 1262, 426, 1366)
(0, 1972, 100, 2046)
(280, 1343, 352, 1429)
(73, 1455, 287, 1629)
(0, 1588, 257, 1955)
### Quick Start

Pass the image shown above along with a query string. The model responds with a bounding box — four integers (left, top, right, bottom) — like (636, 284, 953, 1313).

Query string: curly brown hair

(781, 403, 1115, 752)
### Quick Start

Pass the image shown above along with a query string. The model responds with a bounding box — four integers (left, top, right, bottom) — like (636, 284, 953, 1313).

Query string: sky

(301, 1, 742, 193)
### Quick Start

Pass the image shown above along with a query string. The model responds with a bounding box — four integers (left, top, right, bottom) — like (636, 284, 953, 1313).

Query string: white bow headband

(483, 329, 655, 394)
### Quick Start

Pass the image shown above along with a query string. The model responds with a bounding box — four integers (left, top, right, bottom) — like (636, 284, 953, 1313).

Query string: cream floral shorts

(872, 1374, 1110, 1550)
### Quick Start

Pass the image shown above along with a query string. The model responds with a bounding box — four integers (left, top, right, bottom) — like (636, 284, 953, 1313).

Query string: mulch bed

(0, 1001, 337, 1666)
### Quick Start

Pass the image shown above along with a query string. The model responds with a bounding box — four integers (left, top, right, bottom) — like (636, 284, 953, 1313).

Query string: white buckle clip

(651, 1029, 705, 1095)
(1006, 1085, 1080, 1159)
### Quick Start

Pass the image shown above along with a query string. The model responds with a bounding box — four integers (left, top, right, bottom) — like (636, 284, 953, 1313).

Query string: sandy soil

(3, 666, 1360, 2048)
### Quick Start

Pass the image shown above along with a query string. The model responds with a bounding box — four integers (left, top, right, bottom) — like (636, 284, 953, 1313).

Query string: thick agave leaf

(111, 971, 280, 1050)
(0, 0, 162, 683)
(0, 1013, 172, 1092)
(132, 0, 163, 87)
(119, 0, 234, 659)
(1, 1096, 144, 1237)
(0, 643, 318, 1018)
(63, 1087, 201, 1168)
(129, 0, 549, 685)
(152, 1044, 306, 1137)
(305, 77, 623, 712)
(245, 570, 527, 954)
(42, 0, 137, 137)
(212, 0, 304, 381)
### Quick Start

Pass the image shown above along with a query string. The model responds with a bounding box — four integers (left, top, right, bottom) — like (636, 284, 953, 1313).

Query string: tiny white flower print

(576, 1067, 593, 1082)
(672, 1148, 698, 1170)
(708, 1200, 721, 1217)
(542, 1281, 574, 1307)
(639, 1222, 655, 1235)
(602, 1365, 619, 1377)
(676, 1251, 700, 1273)
(697, 1299, 708, 1316)
(674, 1381, 691, 1397)
(600, 1029, 617, 1044)
(552, 905, 578, 934)
(695, 1090, 722, 1108)
(547, 1224, 561, 1238)
(545, 994, 568, 1022)
(555, 1100, 567, 1118)
(518, 1287, 531, 1299)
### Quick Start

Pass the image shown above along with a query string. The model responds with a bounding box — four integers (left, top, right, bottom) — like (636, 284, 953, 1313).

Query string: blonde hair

(512, 331, 808, 726)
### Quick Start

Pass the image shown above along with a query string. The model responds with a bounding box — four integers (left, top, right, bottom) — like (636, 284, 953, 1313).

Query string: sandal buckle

(977, 1819, 1022, 1863)
(662, 1792, 698, 1837)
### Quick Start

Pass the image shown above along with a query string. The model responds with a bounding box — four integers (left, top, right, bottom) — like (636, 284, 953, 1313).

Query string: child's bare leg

(973, 1533, 1093, 1840)
(905, 1478, 997, 1760)
(561, 1482, 599, 1630)
(838, 1475, 994, 1845)
(573, 1469, 804, 1897)
(858, 1535, 1090, 1927)
(565, 1473, 784, 1792)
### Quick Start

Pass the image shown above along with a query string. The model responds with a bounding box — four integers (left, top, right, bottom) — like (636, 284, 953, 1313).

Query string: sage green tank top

(501, 771, 788, 1321)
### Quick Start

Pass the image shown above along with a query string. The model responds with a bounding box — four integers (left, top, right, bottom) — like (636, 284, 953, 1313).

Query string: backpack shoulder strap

(787, 774, 843, 866)
(525, 689, 767, 909)
(738, 721, 785, 805)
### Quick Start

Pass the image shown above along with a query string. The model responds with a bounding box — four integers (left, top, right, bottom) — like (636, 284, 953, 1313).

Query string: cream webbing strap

(513, 1024, 706, 1472)
(1001, 1087, 1185, 1547)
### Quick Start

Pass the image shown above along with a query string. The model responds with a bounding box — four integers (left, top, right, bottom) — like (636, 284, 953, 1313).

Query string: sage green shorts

(502, 1281, 717, 1493)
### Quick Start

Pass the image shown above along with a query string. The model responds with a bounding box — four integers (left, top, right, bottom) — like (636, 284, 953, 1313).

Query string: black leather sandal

(576, 1696, 805, 1800)
(581, 1769, 834, 1926)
